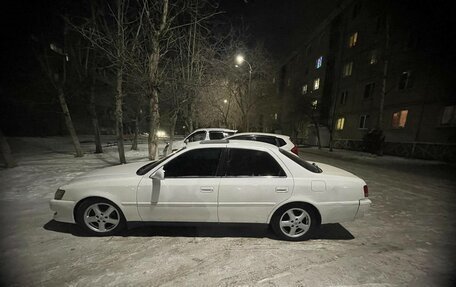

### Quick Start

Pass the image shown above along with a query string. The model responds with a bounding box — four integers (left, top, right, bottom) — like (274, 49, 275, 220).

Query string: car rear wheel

(76, 198, 125, 236)
(271, 204, 317, 241)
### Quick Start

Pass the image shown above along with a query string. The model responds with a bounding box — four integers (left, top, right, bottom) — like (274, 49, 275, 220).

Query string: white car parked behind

(225, 132, 299, 155)
(50, 140, 371, 241)
(171, 128, 236, 151)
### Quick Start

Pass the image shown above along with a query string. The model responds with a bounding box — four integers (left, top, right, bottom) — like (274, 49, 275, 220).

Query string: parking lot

(1, 137, 455, 286)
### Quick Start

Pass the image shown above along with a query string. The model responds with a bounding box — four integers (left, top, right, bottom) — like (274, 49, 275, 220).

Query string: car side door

(137, 148, 223, 222)
(217, 148, 294, 223)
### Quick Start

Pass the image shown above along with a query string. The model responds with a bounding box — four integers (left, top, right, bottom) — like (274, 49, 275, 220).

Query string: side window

(255, 136, 277, 146)
(225, 149, 285, 177)
(164, 148, 222, 178)
(187, 131, 206, 142)
(209, 131, 224, 140)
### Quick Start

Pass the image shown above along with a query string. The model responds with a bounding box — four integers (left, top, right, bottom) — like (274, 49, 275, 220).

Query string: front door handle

(200, 186, 214, 193)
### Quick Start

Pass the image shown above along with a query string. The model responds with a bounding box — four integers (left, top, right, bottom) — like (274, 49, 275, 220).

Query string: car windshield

(279, 149, 322, 173)
(136, 148, 185, 175)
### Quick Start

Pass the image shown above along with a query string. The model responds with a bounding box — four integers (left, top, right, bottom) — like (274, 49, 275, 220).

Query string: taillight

(363, 185, 368, 197)
(291, 145, 299, 155)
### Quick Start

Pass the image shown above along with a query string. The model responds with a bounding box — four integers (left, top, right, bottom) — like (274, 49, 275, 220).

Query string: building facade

(278, 0, 456, 161)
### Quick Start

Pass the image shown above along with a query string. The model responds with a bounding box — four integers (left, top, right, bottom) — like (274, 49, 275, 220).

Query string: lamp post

(235, 54, 252, 131)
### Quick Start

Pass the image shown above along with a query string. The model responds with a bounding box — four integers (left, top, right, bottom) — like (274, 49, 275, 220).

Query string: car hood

(68, 161, 148, 184)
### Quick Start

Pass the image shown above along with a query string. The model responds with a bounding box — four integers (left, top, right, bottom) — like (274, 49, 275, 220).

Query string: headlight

(54, 188, 65, 200)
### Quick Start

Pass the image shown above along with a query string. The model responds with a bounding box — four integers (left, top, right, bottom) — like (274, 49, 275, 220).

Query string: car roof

(192, 128, 237, 133)
(187, 139, 280, 150)
(226, 132, 290, 139)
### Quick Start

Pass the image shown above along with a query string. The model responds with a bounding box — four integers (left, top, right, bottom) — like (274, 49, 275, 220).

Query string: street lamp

(235, 54, 253, 131)
(235, 55, 244, 65)
(235, 54, 252, 74)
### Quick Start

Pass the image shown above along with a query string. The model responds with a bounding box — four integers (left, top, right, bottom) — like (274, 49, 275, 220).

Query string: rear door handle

(200, 186, 214, 193)
(275, 187, 288, 193)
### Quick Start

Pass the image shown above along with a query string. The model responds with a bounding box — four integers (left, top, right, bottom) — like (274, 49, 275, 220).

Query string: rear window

(226, 148, 286, 177)
(279, 149, 322, 173)
(255, 136, 278, 146)
(277, 138, 287, 147)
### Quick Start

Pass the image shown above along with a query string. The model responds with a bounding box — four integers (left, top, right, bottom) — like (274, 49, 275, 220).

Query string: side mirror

(184, 138, 189, 144)
(150, 168, 164, 180)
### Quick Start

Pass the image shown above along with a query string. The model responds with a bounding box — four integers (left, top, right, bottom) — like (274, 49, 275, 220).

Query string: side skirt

(126, 221, 269, 230)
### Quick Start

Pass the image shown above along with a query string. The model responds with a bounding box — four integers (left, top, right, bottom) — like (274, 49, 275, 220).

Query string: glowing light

(235, 55, 245, 65)
(156, 130, 167, 138)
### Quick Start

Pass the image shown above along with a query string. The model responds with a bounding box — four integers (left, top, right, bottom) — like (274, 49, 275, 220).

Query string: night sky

(0, 0, 337, 85)
(0, 0, 338, 135)
(2, 0, 454, 136)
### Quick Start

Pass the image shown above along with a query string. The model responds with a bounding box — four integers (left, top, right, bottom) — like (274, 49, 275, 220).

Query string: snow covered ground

(0, 137, 455, 286)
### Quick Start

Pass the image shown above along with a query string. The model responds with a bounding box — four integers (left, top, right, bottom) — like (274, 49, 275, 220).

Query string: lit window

(343, 62, 353, 77)
(369, 50, 378, 64)
(316, 56, 323, 69)
(392, 110, 408, 128)
(336, 117, 345, 130)
(302, 84, 308, 95)
(349, 32, 358, 48)
(359, 114, 369, 129)
(398, 71, 413, 89)
(312, 100, 318, 109)
(441, 106, 456, 125)
(364, 82, 375, 98)
(313, 78, 320, 90)
(340, 91, 348, 105)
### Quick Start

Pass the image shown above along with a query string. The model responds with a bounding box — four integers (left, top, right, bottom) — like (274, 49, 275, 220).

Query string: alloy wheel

(83, 203, 120, 233)
(279, 208, 311, 238)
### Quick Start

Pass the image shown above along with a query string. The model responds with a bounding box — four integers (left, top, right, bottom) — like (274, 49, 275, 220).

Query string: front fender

(72, 190, 141, 222)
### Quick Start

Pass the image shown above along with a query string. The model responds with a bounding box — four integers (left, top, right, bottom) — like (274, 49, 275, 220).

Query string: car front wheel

(76, 198, 125, 236)
(271, 204, 317, 241)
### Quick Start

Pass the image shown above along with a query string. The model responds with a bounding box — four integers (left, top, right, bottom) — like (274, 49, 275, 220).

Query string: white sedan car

(50, 140, 371, 241)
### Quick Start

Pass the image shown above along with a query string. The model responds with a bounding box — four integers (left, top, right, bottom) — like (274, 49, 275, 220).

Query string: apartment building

(278, 0, 455, 160)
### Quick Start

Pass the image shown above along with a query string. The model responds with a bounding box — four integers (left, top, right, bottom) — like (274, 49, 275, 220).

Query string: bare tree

(0, 129, 17, 168)
(209, 43, 275, 132)
(145, 0, 169, 160)
(70, 0, 134, 163)
(163, 0, 222, 134)
(69, 40, 103, 153)
(34, 36, 84, 157)
(134, 0, 220, 159)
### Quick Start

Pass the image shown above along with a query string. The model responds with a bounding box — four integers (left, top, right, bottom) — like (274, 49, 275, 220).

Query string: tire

(76, 198, 126, 236)
(271, 203, 318, 241)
